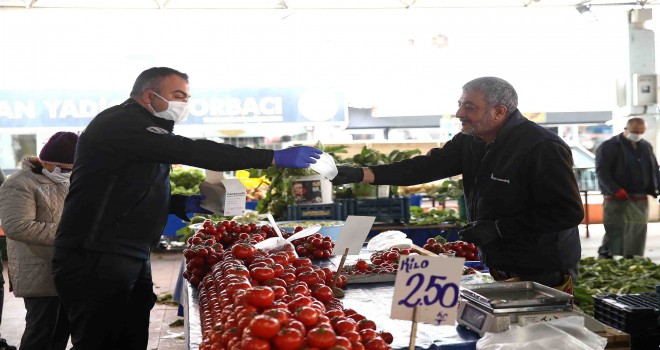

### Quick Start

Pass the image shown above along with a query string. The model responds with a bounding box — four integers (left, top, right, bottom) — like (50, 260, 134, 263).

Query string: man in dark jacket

(52, 67, 322, 349)
(333, 77, 584, 289)
(596, 117, 660, 259)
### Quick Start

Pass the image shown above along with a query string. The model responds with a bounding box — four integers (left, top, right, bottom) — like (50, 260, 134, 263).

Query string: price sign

(391, 255, 464, 325)
(331, 216, 375, 255)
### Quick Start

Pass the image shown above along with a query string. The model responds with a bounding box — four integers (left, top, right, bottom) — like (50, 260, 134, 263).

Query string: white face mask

(42, 167, 71, 183)
(149, 92, 189, 124)
(625, 132, 643, 142)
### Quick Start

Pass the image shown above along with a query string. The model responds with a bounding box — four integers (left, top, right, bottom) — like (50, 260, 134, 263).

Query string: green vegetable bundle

(574, 256, 660, 316)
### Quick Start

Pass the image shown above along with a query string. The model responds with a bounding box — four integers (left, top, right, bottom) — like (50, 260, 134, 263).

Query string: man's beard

(461, 112, 496, 136)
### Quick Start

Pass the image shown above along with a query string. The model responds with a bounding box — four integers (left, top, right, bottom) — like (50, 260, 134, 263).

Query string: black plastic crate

(593, 292, 660, 338)
(354, 197, 410, 224)
(287, 203, 344, 221)
(334, 198, 356, 220)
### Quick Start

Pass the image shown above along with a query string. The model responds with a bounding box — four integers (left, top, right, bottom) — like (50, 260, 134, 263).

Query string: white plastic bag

(476, 316, 607, 350)
(366, 230, 412, 252)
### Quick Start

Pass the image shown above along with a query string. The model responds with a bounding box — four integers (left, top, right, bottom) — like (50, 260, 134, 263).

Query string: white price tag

(391, 255, 464, 325)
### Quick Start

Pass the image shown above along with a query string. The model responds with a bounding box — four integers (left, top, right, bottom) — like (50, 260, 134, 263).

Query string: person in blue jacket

(596, 117, 660, 259)
(52, 67, 321, 349)
(333, 77, 584, 290)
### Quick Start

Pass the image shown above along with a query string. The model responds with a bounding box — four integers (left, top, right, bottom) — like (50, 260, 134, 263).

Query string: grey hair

(130, 67, 189, 98)
(462, 77, 518, 116)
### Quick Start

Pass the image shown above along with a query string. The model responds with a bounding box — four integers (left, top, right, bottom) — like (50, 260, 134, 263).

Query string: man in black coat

(333, 77, 584, 290)
(53, 67, 322, 349)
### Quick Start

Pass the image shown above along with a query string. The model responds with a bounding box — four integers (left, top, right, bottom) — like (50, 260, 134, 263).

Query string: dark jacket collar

(120, 98, 175, 132)
(471, 108, 525, 146)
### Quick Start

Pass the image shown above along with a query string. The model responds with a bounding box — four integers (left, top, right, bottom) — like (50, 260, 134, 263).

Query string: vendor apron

(603, 194, 648, 257)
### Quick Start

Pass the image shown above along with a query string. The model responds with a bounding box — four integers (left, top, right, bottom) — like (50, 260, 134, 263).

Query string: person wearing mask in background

(0, 168, 15, 350)
(596, 117, 660, 259)
(0, 132, 78, 350)
(332, 77, 584, 292)
(52, 67, 322, 350)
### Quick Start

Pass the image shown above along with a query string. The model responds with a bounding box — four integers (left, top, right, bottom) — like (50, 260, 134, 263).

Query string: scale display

(461, 303, 487, 330)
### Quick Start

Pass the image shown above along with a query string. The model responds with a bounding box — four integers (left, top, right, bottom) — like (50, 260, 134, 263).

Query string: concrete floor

(0, 222, 659, 349)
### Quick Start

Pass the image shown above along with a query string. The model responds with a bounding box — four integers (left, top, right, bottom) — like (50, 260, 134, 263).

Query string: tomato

(342, 331, 362, 345)
(221, 328, 240, 345)
(357, 319, 377, 331)
(283, 318, 306, 334)
(244, 286, 275, 308)
(363, 338, 387, 350)
(325, 309, 345, 319)
(240, 336, 271, 350)
(270, 285, 287, 300)
(355, 260, 369, 272)
(250, 266, 275, 282)
(264, 308, 291, 324)
(334, 319, 358, 335)
(287, 295, 314, 313)
(273, 328, 305, 350)
(311, 285, 334, 303)
(292, 257, 313, 267)
(248, 315, 281, 339)
(358, 329, 378, 342)
(335, 336, 353, 349)
(384, 251, 399, 262)
(226, 281, 252, 299)
(298, 271, 322, 286)
(231, 242, 257, 260)
(379, 331, 393, 344)
(306, 327, 337, 349)
(293, 306, 320, 327)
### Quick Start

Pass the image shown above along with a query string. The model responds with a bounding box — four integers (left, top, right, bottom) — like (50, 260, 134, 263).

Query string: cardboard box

(200, 171, 246, 216)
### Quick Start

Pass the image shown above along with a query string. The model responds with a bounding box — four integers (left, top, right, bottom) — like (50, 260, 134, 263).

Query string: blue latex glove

(273, 146, 322, 168)
(184, 194, 213, 214)
(458, 220, 502, 247)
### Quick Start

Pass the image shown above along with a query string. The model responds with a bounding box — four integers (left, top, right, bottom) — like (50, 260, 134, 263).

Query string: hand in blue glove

(184, 194, 213, 214)
(331, 166, 364, 185)
(458, 220, 502, 247)
(273, 146, 322, 168)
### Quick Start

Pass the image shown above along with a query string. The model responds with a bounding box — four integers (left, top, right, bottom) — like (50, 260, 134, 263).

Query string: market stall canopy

(0, 0, 657, 9)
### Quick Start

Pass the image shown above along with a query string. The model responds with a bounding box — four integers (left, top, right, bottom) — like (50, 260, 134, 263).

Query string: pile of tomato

(195, 219, 284, 248)
(421, 238, 479, 261)
(284, 226, 336, 259)
(195, 241, 394, 350)
(343, 247, 411, 276)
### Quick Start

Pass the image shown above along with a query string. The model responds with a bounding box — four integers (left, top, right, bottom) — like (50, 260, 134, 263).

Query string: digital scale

(456, 281, 606, 336)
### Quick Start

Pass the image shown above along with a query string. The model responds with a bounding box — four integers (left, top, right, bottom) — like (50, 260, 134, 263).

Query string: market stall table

(181, 278, 480, 350)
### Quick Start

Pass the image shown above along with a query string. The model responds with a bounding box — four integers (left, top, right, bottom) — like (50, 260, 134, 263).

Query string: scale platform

(456, 281, 596, 336)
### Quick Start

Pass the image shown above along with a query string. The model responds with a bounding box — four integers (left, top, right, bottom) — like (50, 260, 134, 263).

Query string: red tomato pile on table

(196, 219, 284, 249)
(195, 240, 394, 350)
(422, 238, 479, 261)
(343, 247, 411, 276)
(283, 227, 336, 260)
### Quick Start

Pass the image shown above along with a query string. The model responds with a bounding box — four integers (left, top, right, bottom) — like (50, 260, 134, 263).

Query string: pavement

(0, 222, 658, 349)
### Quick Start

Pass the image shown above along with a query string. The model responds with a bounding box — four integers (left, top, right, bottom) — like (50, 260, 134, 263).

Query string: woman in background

(0, 132, 78, 350)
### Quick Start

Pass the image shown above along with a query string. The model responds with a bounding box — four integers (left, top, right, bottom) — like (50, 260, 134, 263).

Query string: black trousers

(20, 296, 70, 350)
(52, 248, 156, 350)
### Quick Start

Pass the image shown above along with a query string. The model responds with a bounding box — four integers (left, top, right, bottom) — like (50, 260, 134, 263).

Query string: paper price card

(390, 255, 465, 325)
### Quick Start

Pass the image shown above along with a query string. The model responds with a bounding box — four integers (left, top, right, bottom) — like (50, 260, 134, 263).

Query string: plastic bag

(366, 230, 412, 252)
(254, 237, 296, 255)
(476, 316, 607, 350)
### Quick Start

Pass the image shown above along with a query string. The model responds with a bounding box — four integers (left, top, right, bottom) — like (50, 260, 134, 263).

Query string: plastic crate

(287, 203, 344, 221)
(335, 198, 356, 220)
(593, 292, 660, 347)
(354, 197, 410, 224)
